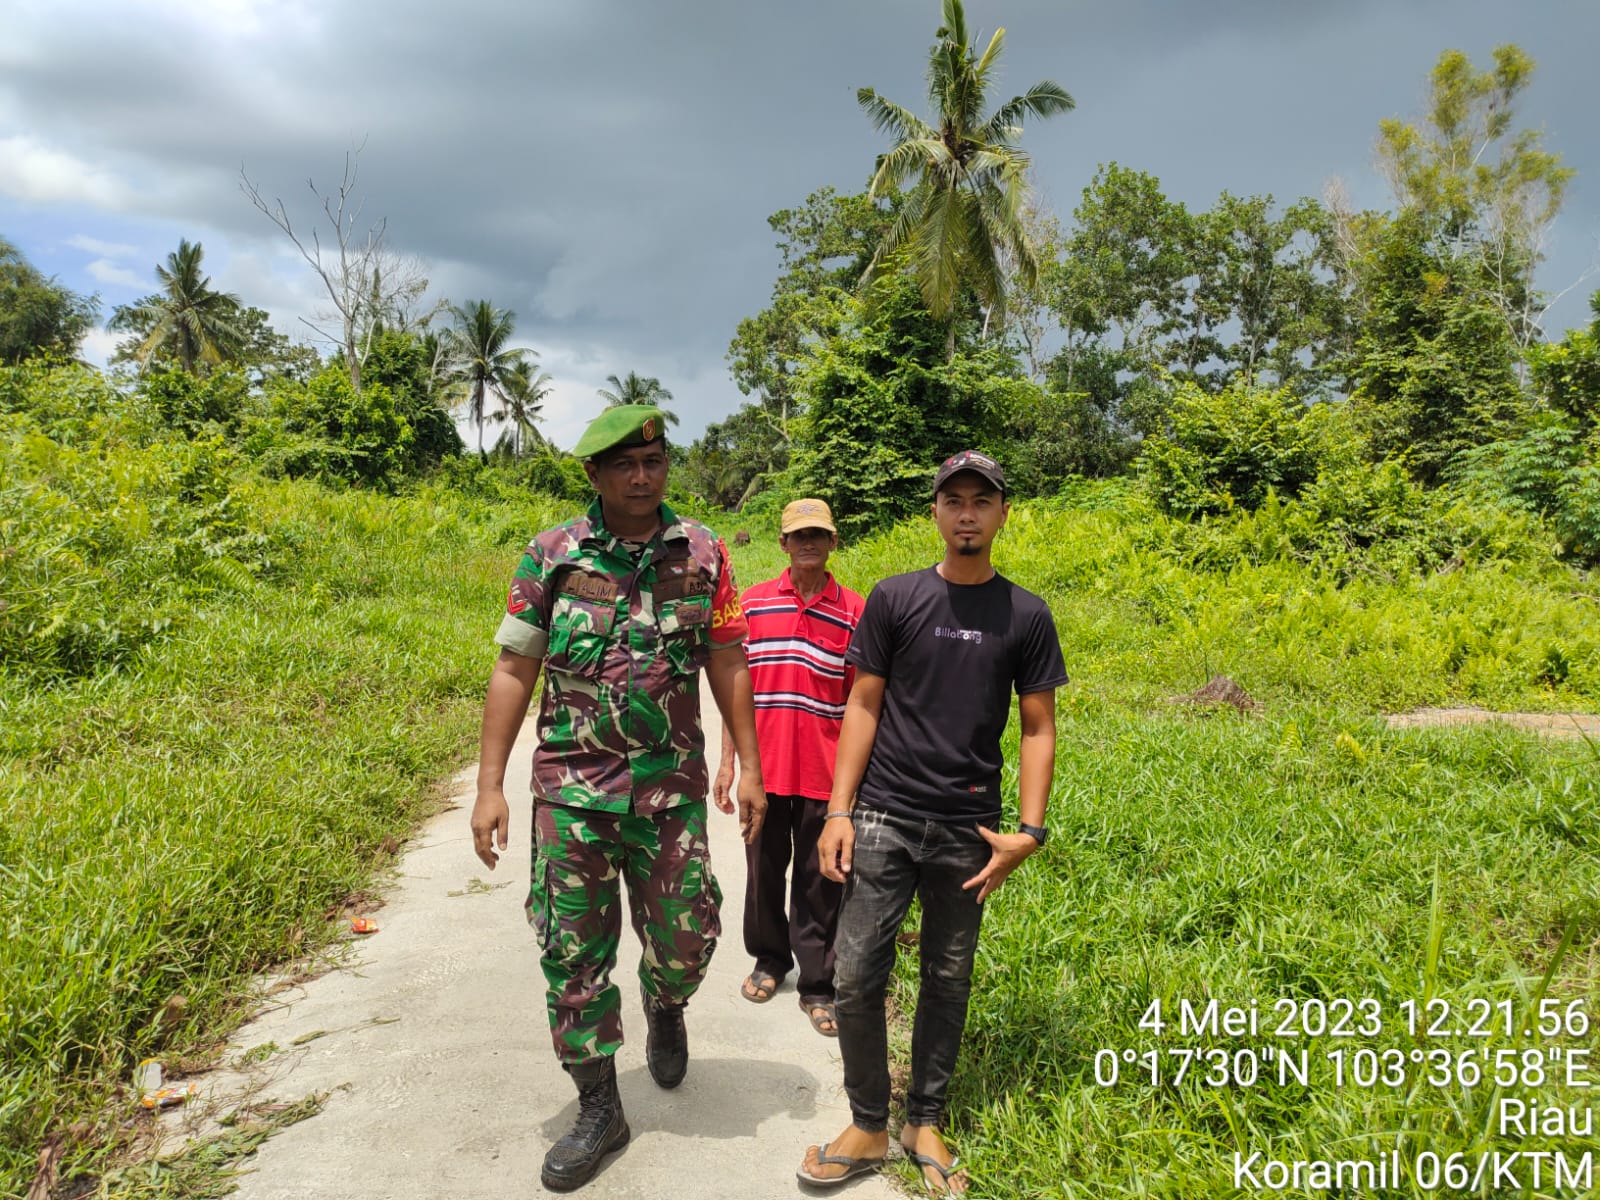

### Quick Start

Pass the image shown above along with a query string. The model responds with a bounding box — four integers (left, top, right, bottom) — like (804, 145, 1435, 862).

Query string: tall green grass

(1, 469, 565, 1197)
(798, 502, 1600, 1198)
(6, 420, 1599, 1197)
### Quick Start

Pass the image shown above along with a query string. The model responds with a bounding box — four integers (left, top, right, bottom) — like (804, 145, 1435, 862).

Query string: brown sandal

(799, 996, 838, 1037)
(741, 969, 780, 1003)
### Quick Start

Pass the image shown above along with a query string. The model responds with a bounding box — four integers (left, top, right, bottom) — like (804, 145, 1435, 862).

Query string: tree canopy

(0, 236, 99, 364)
(445, 299, 524, 456)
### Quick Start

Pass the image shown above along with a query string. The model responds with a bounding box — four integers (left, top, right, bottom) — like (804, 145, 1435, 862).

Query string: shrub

(791, 275, 1029, 538)
(0, 365, 274, 678)
(0, 358, 141, 442)
(1166, 458, 1545, 581)
(1139, 381, 1357, 517)
(249, 367, 414, 488)
(1527, 289, 1600, 426)
(1454, 415, 1600, 566)
(135, 365, 250, 438)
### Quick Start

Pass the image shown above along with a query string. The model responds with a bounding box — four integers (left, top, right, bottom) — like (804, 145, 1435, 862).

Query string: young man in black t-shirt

(796, 451, 1067, 1195)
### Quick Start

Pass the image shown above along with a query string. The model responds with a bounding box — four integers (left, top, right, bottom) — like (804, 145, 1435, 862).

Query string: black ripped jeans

(832, 803, 990, 1132)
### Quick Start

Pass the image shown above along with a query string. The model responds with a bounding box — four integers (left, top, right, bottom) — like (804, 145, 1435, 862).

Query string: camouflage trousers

(528, 800, 722, 1063)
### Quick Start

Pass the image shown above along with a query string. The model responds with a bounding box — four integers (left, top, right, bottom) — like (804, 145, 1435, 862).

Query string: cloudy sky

(3, 0, 1597, 448)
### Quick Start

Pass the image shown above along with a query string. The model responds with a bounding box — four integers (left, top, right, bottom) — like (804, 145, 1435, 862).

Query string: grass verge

(813, 503, 1600, 1198)
(7, 481, 1598, 1198)
(1, 476, 563, 1198)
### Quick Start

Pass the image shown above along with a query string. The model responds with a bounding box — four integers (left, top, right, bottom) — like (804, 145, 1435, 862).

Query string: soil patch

(1385, 707, 1600, 740)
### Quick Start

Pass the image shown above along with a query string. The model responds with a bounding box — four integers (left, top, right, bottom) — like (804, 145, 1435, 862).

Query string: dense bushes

(790, 276, 1031, 539)
(245, 366, 415, 487)
(1138, 381, 1355, 517)
(1451, 299, 1600, 564)
(1454, 417, 1600, 565)
(1, 362, 573, 1195)
(0, 361, 580, 683)
(1128, 373, 1597, 577)
(0, 364, 275, 678)
(1161, 460, 1545, 580)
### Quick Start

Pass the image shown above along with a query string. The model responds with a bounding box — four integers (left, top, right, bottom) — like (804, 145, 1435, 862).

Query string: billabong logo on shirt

(934, 626, 982, 645)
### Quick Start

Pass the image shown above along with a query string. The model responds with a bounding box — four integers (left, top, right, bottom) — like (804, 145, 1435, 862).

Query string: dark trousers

(833, 804, 988, 1132)
(743, 793, 844, 1002)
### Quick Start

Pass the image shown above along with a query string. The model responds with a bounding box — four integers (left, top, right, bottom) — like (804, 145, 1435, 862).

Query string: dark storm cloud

(3, 0, 1597, 439)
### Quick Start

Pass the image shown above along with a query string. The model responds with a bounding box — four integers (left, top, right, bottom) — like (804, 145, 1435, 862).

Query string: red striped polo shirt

(741, 569, 866, 802)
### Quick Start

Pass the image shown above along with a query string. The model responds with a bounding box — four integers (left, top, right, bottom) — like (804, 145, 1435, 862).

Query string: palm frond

(973, 27, 1005, 78)
(860, 184, 931, 291)
(939, 0, 967, 50)
(856, 88, 934, 144)
(961, 188, 1007, 325)
(978, 82, 1075, 144)
(914, 185, 968, 320)
(135, 320, 172, 369)
(117, 239, 247, 373)
(859, 0, 1072, 344)
(963, 146, 1029, 181)
(598, 370, 672, 408)
(870, 138, 951, 197)
(977, 173, 1040, 290)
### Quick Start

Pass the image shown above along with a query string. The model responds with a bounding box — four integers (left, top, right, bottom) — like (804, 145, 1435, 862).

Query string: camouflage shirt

(494, 500, 748, 815)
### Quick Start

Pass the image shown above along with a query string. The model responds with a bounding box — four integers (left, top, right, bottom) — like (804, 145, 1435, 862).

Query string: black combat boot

(642, 990, 689, 1089)
(540, 1056, 629, 1192)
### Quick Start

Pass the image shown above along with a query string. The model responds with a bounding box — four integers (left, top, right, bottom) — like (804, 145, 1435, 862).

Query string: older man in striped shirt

(714, 498, 865, 1037)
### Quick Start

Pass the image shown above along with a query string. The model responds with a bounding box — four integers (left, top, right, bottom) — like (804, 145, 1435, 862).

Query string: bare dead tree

(994, 189, 1061, 381)
(240, 144, 430, 392)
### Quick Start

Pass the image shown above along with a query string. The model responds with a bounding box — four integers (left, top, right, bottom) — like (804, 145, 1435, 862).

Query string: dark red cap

(933, 449, 1006, 496)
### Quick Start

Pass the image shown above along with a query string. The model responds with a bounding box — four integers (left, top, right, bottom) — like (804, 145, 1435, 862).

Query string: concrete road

(203, 676, 896, 1199)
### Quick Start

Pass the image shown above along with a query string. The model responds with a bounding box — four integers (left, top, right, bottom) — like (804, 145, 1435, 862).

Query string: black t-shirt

(846, 566, 1068, 823)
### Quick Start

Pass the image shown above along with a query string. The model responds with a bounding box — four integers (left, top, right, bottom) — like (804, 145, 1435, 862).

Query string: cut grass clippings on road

(91, 1093, 326, 1200)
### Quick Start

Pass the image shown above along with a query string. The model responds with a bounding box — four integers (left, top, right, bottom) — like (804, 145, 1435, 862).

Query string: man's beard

(956, 542, 983, 556)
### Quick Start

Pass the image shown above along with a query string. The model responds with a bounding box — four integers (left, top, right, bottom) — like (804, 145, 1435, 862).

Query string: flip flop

(795, 1141, 886, 1188)
(799, 996, 838, 1037)
(741, 969, 779, 1003)
(906, 1151, 964, 1196)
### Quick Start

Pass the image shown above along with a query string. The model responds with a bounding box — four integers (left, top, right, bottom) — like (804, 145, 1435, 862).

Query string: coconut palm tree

(857, 0, 1073, 336)
(493, 356, 554, 456)
(445, 299, 523, 456)
(109, 239, 245, 374)
(596, 370, 680, 426)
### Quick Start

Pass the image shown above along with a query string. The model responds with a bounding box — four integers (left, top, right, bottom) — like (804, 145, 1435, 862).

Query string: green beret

(573, 405, 669, 459)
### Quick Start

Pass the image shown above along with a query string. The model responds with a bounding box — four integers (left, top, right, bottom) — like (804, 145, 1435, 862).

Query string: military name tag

(557, 572, 621, 603)
(653, 562, 712, 602)
(674, 603, 710, 625)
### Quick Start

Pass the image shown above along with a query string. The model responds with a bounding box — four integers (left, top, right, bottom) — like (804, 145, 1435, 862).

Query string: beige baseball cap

(779, 497, 837, 535)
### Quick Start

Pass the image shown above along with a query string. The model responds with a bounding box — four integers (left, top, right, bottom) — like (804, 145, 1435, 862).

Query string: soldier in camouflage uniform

(470, 405, 767, 1192)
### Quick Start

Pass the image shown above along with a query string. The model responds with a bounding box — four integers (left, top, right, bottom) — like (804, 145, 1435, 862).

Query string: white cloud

(3, 0, 1596, 443)
(68, 234, 139, 258)
(0, 136, 131, 208)
(210, 243, 345, 345)
(78, 326, 121, 368)
(139, 0, 274, 35)
(85, 258, 146, 289)
(14, 0, 319, 42)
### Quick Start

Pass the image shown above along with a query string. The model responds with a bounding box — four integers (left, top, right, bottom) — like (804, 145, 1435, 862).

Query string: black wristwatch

(1019, 823, 1048, 846)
